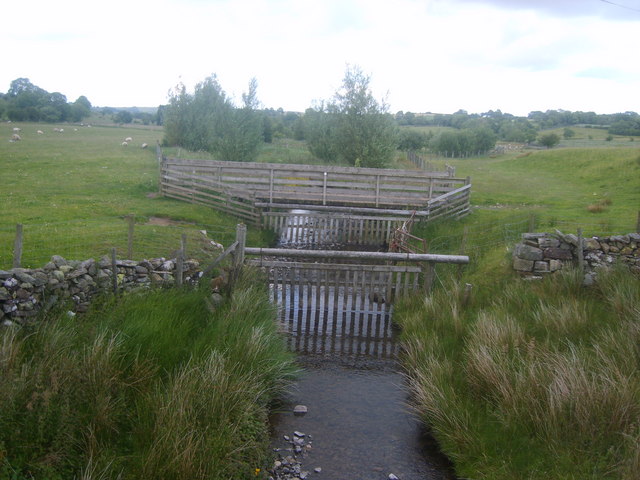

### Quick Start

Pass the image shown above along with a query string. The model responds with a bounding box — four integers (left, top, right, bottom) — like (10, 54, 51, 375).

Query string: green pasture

(422, 146, 640, 235)
(0, 122, 272, 269)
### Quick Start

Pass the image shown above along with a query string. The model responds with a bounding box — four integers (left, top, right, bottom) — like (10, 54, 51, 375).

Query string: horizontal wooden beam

(245, 247, 469, 264)
(255, 202, 430, 216)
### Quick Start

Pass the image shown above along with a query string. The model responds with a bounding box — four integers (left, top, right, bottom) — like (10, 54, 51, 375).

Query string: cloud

(447, 0, 640, 20)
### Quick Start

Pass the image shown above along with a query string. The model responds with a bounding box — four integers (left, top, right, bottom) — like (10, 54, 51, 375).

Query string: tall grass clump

(0, 268, 297, 479)
(396, 265, 640, 479)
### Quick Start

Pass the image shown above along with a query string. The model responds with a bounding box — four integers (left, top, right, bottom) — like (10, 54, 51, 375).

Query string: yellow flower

(254, 467, 261, 476)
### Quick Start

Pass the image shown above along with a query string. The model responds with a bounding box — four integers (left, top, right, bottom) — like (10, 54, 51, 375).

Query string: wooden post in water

(127, 215, 135, 259)
(13, 223, 23, 269)
(322, 172, 328, 206)
(111, 248, 118, 296)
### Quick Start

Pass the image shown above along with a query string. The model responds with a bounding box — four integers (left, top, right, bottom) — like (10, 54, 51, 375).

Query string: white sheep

(141, 143, 148, 149)
(122, 141, 129, 146)
(12, 127, 21, 133)
(11, 134, 21, 141)
(37, 130, 44, 134)
(125, 136, 133, 142)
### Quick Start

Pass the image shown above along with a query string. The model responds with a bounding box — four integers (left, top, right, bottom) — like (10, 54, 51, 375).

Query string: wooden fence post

(577, 228, 584, 273)
(462, 283, 473, 308)
(457, 226, 468, 279)
(176, 249, 184, 288)
(181, 233, 187, 260)
(528, 213, 536, 233)
(111, 248, 118, 296)
(229, 223, 247, 295)
(13, 223, 23, 269)
(423, 262, 435, 293)
(127, 215, 135, 259)
(235, 223, 247, 268)
(636, 210, 640, 233)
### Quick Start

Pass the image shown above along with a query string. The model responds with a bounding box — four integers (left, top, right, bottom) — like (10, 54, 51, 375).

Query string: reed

(395, 265, 640, 479)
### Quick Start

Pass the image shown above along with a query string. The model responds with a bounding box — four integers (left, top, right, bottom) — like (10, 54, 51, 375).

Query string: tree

(114, 110, 133, 124)
(304, 65, 397, 168)
(70, 96, 92, 122)
(539, 132, 560, 148)
(398, 129, 430, 151)
(303, 105, 339, 162)
(162, 74, 262, 162)
(563, 127, 575, 139)
(330, 66, 397, 167)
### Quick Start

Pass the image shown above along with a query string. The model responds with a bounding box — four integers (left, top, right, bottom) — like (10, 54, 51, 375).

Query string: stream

(267, 212, 456, 480)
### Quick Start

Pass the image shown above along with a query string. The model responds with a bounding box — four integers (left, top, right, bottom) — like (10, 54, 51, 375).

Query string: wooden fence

(407, 151, 455, 176)
(262, 211, 408, 246)
(158, 150, 472, 240)
(160, 156, 465, 209)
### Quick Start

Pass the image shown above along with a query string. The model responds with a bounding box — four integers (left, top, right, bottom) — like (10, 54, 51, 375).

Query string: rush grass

(0, 270, 297, 480)
(396, 262, 640, 480)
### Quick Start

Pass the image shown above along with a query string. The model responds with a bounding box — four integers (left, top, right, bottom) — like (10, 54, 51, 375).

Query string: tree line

(163, 66, 399, 168)
(0, 78, 92, 123)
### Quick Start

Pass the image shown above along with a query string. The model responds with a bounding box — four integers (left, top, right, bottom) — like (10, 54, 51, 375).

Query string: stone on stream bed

(270, 430, 316, 480)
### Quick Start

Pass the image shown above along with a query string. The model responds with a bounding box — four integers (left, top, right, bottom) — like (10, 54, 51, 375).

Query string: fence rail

(1, 217, 236, 271)
(160, 157, 467, 210)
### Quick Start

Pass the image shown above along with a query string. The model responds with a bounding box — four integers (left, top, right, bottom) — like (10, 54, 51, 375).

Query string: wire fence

(0, 217, 237, 271)
(2, 213, 638, 272)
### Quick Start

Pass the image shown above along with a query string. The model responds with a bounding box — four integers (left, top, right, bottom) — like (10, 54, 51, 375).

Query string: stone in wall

(1, 255, 203, 326)
(512, 231, 640, 282)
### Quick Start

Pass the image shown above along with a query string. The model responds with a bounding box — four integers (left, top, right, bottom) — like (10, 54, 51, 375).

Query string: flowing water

(267, 211, 456, 480)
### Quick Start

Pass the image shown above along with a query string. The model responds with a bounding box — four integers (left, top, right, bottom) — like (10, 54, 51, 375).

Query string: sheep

(12, 127, 21, 133)
(37, 130, 44, 134)
(124, 137, 133, 142)
(10, 134, 21, 141)
(141, 143, 148, 149)
(198, 230, 224, 250)
(121, 141, 129, 146)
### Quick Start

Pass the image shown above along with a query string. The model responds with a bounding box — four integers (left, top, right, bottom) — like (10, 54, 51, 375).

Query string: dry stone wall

(0, 255, 202, 326)
(513, 231, 640, 282)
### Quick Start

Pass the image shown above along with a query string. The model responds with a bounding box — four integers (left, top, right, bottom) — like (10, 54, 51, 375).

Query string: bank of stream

(266, 213, 456, 480)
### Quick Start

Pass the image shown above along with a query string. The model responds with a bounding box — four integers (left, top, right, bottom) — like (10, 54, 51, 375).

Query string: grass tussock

(0, 268, 297, 480)
(396, 265, 640, 479)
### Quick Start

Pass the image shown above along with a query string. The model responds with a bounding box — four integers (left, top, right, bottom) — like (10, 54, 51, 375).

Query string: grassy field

(399, 141, 640, 479)
(0, 122, 273, 269)
(2, 119, 640, 479)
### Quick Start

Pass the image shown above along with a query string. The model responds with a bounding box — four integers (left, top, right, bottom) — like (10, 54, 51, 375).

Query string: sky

(3, 0, 640, 116)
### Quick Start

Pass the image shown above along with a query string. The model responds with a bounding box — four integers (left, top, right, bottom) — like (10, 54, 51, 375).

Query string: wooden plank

(245, 248, 469, 264)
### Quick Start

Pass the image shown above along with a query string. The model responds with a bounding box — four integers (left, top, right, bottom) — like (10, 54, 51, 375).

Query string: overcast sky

(3, 0, 639, 116)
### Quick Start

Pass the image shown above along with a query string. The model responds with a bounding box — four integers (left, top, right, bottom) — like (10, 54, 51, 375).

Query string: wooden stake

(127, 215, 134, 259)
(13, 223, 23, 269)
(111, 248, 118, 296)
(577, 228, 584, 273)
